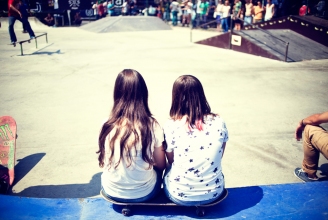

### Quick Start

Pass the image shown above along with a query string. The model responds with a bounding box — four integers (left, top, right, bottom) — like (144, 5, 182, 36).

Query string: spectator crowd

(6, 0, 325, 29)
(89, 0, 286, 31)
(24, 0, 323, 29)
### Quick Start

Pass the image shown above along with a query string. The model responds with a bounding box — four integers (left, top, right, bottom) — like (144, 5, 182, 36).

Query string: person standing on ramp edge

(8, 0, 35, 44)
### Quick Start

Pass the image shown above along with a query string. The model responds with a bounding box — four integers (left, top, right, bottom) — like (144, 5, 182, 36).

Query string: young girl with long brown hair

(163, 75, 229, 206)
(98, 69, 166, 202)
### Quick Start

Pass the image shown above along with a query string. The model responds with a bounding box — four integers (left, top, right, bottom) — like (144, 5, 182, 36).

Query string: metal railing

(18, 33, 48, 56)
(190, 18, 220, 43)
(234, 17, 290, 62)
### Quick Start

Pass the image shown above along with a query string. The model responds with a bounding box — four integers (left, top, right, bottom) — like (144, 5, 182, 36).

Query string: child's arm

(153, 145, 166, 170)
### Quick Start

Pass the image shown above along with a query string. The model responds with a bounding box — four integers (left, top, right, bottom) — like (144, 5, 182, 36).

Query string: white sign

(30, 2, 42, 13)
(115, 0, 124, 6)
(231, 35, 242, 46)
(68, 0, 80, 9)
(85, 9, 94, 16)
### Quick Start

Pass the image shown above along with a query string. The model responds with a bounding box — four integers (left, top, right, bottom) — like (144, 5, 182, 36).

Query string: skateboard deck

(0, 116, 17, 194)
(101, 188, 228, 216)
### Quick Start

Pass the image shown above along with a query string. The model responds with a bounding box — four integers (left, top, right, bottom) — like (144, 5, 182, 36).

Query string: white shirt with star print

(164, 115, 228, 201)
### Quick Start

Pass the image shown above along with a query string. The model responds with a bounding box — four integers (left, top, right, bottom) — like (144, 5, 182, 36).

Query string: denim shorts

(102, 168, 163, 203)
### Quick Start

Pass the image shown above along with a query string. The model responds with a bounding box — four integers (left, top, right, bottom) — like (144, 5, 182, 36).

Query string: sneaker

(294, 168, 319, 182)
(30, 36, 35, 39)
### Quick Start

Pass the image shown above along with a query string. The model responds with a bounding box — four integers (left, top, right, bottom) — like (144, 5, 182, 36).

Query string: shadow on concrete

(210, 186, 263, 218)
(30, 50, 63, 56)
(318, 163, 328, 181)
(13, 153, 46, 187)
(111, 186, 263, 218)
(9, 153, 100, 198)
(9, 43, 63, 57)
(13, 172, 101, 198)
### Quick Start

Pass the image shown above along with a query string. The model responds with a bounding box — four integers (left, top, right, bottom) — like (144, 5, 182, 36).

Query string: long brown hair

(170, 75, 213, 129)
(97, 69, 156, 169)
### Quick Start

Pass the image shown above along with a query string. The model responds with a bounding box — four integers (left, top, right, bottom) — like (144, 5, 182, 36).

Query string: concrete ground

(0, 17, 327, 199)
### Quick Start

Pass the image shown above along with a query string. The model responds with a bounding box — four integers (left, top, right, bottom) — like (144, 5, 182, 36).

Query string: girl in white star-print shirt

(163, 75, 229, 206)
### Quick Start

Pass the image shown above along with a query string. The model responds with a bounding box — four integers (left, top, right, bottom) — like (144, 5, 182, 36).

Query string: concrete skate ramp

(80, 16, 171, 33)
(196, 15, 328, 62)
(0, 17, 49, 30)
(237, 29, 328, 62)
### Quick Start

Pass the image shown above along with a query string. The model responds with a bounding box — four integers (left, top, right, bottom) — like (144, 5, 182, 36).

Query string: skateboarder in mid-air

(8, 0, 35, 44)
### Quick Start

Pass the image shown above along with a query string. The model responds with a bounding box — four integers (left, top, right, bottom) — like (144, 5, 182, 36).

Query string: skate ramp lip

(0, 182, 327, 219)
(293, 15, 328, 29)
(0, 16, 50, 30)
(80, 16, 172, 33)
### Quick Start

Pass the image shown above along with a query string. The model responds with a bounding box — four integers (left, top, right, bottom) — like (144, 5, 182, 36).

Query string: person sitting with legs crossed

(294, 111, 328, 182)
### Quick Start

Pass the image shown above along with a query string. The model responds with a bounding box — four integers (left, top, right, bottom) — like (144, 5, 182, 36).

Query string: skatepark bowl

(0, 14, 327, 219)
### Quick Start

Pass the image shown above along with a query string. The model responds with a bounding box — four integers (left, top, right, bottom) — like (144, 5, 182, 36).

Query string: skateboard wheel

(196, 207, 205, 217)
(122, 207, 131, 216)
